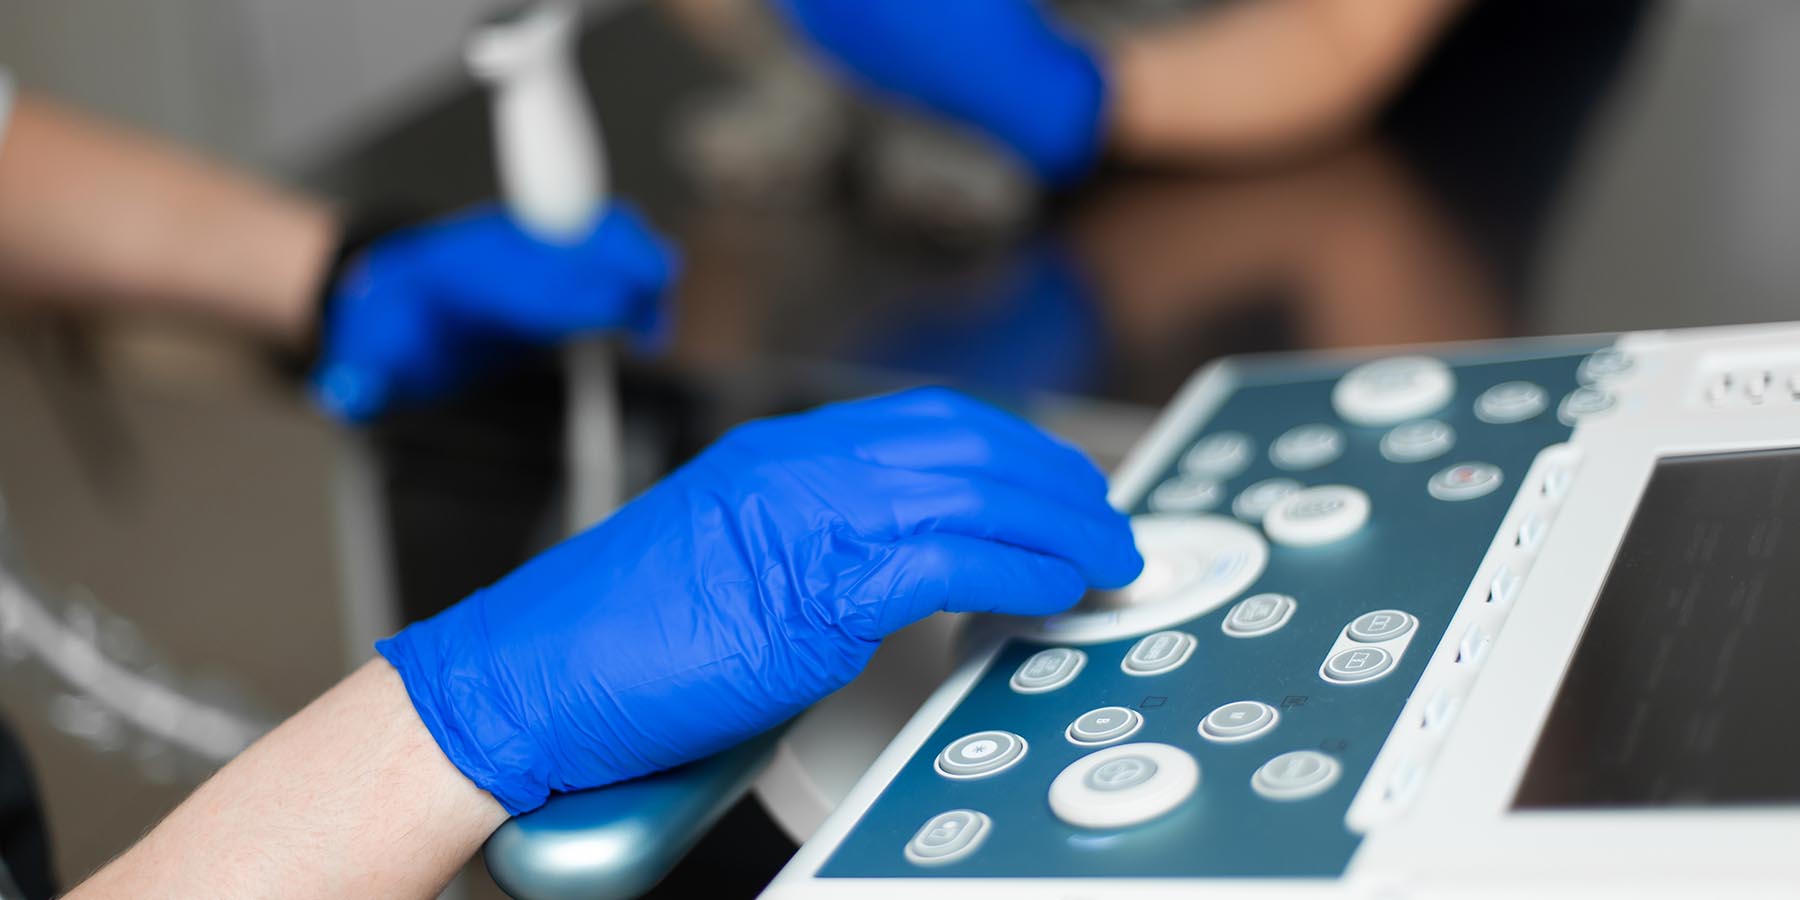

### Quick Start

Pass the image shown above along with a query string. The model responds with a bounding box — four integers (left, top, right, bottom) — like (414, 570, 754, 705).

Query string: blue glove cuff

(378, 600, 555, 816)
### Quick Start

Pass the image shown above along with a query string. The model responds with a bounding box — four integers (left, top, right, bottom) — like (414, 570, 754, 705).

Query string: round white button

(1036, 516, 1268, 642)
(1067, 707, 1144, 747)
(1263, 486, 1370, 547)
(1346, 609, 1416, 643)
(1252, 750, 1342, 800)
(1149, 475, 1223, 513)
(1428, 462, 1503, 502)
(1199, 700, 1280, 743)
(1379, 420, 1455, 463)
(1333, 356, 1456, 426)
(1121, 631, 1197, 676)
(1232, 478, 1301, 523)
(1558, 386, 1616, 425)
(1222, 592, 1297, 638)
(1048, 743, 1200, 829)
(905, 809, 991, 866)
(1322, 646, 1395, 683)
(1577, 348, 1633, 384)
(1010, 648, 1086, 694)
(1270, 424, 1344, 471)
(1474, 381, 1548, 424)
(1182, 432, 1253, 479)
(936, 731, 1027, 779)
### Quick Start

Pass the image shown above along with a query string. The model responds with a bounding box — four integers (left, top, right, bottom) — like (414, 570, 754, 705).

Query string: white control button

(1541, 466, 1574, 500)
(1456, 625, 1493, 666)
(1232, 478, 1301, 523)
(1379, 420, 1455, 463)
(1428, 463, 1503, 502)
(1747, 371, 1771, 403)
(1706, 374, 1732, 406)
(1252, 750, 1342, 800)
(1010, 648, 1086, 694)
(1322, 646, 1395, 683)
(1421, 689, 1462, 734)
(1577, 347, 1633, 383)
(1384, 757, 1427, 806)
(1122, 631, 1197, 676)
(1067, 707, 1144, 747)
(1199, 700, 1280, 743)
(1149, 475, 1223, 513)
(1222, 592, 1297, 638)
(1474, 381, 1548, 424)
(1487, 564, 1523, 608)
(1346, 609, 1416, 643)
(1263, 486, 1370, 547)
(1048, 743, 1200, 829)
(1558, 386, 1616, 425)
(1333, 356, 1456, 426)
(1270, 424, 1344, 471)
(1182, 432, 1253, 479)
(936, 731, 1028, 780)
(1515, 512, 1550, 551)
(905, 809, 991, 866)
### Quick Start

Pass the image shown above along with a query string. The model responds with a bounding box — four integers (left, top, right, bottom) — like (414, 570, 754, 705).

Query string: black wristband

(275, 209, 422, 380)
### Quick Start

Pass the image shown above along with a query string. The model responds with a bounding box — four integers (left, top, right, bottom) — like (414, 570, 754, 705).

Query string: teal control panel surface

(816, 347, 1602, 879)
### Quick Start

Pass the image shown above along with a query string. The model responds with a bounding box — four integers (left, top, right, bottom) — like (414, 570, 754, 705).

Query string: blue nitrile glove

(311, 202, 676, 422)
(776, 0, 1109, 185)
(377, 387, 1142, 814)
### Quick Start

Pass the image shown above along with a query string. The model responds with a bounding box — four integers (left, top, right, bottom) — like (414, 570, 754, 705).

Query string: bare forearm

(0, 93, 339, 344)
(1107, 0, 1468, 166)
(71, 660, 507, 900)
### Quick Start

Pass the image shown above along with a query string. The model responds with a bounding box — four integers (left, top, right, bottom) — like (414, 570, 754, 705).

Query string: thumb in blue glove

(311, 202, 677, 422)
(377, 387, 1142, 814)
(776, 0, 1110, 185)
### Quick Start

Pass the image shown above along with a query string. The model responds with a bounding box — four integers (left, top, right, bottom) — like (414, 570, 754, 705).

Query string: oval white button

(1333, 356, 1455, 426)
(1048, 743, 1200, 829)
(1263, 486, 1370, 547)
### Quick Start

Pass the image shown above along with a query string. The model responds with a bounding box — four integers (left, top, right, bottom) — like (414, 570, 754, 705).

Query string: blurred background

(2, 0, 1798, 896)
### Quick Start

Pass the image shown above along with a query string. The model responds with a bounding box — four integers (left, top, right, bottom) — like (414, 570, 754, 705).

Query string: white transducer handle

(469, 2, 624, 529)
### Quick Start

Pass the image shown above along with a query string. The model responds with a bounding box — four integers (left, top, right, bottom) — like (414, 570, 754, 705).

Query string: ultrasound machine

(761, 322, 1800, 899)
(487, 319, 1800, 899)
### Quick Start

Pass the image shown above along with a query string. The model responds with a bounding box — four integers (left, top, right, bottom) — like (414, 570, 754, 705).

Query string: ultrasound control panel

(766, 324, 1800, 899)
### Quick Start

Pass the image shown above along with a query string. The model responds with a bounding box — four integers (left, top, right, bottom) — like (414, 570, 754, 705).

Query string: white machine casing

(763, 322, 1800, 900)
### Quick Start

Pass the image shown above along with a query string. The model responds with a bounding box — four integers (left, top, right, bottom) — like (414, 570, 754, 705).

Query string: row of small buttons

(1703, 368, 1800, 406)
(1354, 444, 1584, 826)
(912, 741, 1345, 863)
(940, 699, 1280, 778)
(1010, 630, 1200, 695)
(1180, 426, 1345, 481)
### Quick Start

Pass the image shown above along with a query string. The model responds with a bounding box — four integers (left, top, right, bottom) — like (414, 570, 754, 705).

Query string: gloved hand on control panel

(377, 387, 1143, 814)
(310, 202, 677, 422)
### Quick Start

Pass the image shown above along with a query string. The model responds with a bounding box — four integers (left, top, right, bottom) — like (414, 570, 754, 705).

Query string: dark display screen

(1515, 447, 1800, 809)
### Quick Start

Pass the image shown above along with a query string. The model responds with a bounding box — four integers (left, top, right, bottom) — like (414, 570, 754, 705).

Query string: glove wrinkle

(377, 389, 1136, 813)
